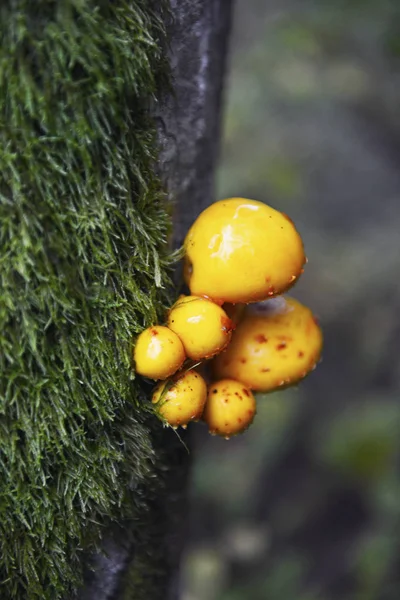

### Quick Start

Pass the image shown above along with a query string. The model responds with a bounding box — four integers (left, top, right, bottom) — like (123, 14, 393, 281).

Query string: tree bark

(158, 0, 233, 246)
(77, 1, 233, 598)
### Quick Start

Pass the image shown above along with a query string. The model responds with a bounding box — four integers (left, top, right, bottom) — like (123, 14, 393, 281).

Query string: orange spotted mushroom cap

(152, 370, 207, 428)
(212, 296, 323, 392)
(203, 378, 256, 438)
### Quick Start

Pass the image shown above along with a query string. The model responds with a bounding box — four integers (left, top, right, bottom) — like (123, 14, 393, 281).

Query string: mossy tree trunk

(79, 3, 233, 598)
(0, 1, 232, 599)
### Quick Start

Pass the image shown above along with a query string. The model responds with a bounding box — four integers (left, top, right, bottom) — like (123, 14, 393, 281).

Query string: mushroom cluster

(133, 198, 323, 439)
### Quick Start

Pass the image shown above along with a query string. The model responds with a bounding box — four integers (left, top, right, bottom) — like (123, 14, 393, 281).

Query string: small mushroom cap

(133, 325, 186, 380)
(184, 198, 305, 304)
(167, 295, 235, 361)
(212, 296, 323, 392)
(203, 379, 256, 437)
(152, 370, 207, 427)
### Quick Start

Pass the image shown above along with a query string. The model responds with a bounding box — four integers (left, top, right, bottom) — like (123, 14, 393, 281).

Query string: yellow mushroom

(167, 295, 235, 360)
(203, 379, 256, 438)
(212, 296, 323, 392)
(133, 325, 185, 380)
(184, 198, 305, 304)
(152, 370, 207, 427)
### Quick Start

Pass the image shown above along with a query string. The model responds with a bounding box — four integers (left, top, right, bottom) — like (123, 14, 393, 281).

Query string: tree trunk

(78, 1, 233, 598)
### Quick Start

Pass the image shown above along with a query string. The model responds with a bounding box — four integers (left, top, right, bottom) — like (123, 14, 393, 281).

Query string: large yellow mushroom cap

(184, 198, 306, 304)
(167, 295, 235, 361)
(203, 379, 256, 437)
(212, 296, 323, 392)
(152, 370, 207, 427)
(133, 325, 186, 380)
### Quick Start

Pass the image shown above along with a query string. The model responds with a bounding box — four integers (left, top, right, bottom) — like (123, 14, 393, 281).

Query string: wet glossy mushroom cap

(184, 198, 306, 304)
(133, 325, 186, 380)
(167, 295, 235, 361)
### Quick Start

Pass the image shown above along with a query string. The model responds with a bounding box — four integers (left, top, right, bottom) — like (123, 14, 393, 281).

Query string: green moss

(0, 1, 174, 597)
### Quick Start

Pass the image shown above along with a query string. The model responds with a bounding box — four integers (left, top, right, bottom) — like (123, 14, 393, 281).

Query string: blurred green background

(182, 1, 400, 599)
